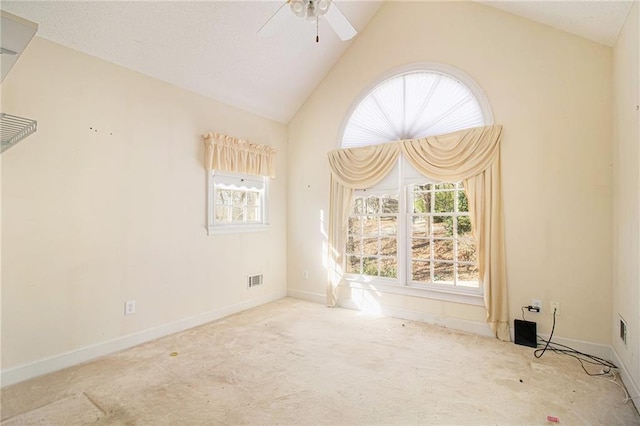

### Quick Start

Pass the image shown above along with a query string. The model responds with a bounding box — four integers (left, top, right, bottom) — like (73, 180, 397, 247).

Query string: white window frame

(339, 64, 491, 306)
(207, 171, 269, 235)
(343, 158, 483, 306)
(347, 188, 400, 283)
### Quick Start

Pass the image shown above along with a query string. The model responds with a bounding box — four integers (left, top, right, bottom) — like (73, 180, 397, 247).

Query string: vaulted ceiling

(1, 1, 635, 124)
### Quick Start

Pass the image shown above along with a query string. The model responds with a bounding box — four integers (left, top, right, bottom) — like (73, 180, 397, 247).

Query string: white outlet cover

(125, 300, 136, 315)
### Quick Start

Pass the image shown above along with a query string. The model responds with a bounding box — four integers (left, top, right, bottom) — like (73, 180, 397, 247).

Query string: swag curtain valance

(203, 133, 277, 178)
(327, 125, 509, 341)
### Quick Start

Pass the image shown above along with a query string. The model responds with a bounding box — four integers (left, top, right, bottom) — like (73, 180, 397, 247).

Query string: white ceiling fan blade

(324, 3, 357, 41)
(258, 1, 291, 38)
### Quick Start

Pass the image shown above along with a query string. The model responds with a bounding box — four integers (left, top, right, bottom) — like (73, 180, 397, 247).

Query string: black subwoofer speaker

(514, 319, 537, 348)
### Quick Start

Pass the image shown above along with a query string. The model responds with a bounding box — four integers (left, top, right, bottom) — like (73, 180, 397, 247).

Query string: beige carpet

(1, 298, 639, 425)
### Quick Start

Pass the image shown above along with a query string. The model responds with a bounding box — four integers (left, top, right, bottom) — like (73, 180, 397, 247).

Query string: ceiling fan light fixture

(290, 0, 306, 17)
(258, 0, 357, 42)
(317, 0, 331, 14)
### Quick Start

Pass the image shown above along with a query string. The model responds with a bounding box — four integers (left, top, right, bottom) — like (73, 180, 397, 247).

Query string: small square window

(207, 172, 268, 235)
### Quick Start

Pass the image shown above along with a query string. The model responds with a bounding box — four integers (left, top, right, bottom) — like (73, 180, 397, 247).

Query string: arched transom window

(342, 70, 488, 148)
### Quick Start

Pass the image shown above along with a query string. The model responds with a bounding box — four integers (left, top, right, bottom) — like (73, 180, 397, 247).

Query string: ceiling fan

(258, 0, 357, 43)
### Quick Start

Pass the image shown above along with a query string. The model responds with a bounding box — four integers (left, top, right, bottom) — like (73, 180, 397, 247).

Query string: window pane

(457, 264, 479, 286)
(362, 257, 378, 276)
(411, 238, 430, 259)
(348, 217, 362, 234)
(232, 191, 244, 206)
(217, 189, 232, 206)
(411, 216, 430, 237)
(435, 183, 455, 191)
(232, 207, 244, 221)
(380, 258, 397, 278)
(433, 239, 454, 261)
(381, 195, 399, 213)
(433, 262, 454, 284)
(347, 256, 361, 274)
(380, 237, 397, 256)
(365, 196, 380, 214)
(352, 197, 364, 215)
(457, 216, 473, 237)
(434, 190, 454, 213)
(246, 191, 259, 206)
(413, 191, 431, 213)
(412, 260, 430, 282)
(362, 238, 379, 255)
(362, 216, 378, 235)
(246, 207, 260, 222)
(458, 239, 477, 263)
(458, 190, 469, 213)
(380, 217, 397, 235)
(215, 206, 229, 222)
(415, 183, 432, 192)
(346, 236, 358, 254)
(432, 216, 453, 237)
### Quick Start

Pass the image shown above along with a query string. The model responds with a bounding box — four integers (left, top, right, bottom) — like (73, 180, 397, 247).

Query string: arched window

(341, 68, 490, 148)
(341, 67, 491, 302)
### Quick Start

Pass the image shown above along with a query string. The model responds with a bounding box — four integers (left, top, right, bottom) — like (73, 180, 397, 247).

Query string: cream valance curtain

(327, 125, 509, 341)
(203, 133, 276, 178)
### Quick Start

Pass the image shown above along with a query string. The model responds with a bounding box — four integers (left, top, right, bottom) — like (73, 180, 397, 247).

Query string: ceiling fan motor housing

(290, 0, 332, 20)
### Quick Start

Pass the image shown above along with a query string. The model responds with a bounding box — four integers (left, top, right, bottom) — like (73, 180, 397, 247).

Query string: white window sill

(341, 276, 484, 306)
(207, 224, 269, 235)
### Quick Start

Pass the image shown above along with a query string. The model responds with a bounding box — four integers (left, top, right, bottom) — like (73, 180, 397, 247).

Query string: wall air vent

(619, 315, 627, 345)
(248, 274, 263, 288)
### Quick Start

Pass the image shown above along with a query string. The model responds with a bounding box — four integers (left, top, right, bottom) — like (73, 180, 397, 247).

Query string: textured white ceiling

(1, 1, 383, 123)
(481, 0, 634, 47)
(1, 1, 635, 124)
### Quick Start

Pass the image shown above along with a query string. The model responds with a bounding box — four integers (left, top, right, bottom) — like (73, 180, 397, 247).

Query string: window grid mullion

(429, 189, 435, 283)
(453, 186, 459, 287)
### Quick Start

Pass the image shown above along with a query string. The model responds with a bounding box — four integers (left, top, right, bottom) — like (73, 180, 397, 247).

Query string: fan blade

(324, 3, 357, 41)
(258, 1, 291, 38)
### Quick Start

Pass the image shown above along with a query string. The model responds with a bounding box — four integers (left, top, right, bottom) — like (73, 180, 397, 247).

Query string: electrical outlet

(303, 270, 309, 280)
(551, 301, 560, 316)
(531, 299, 542, 313)
(125, 300, 136, 316)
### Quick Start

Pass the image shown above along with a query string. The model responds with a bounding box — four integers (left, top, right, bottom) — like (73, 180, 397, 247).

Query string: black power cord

(534, 307, 557, 359)
(534, 307, 618, 376)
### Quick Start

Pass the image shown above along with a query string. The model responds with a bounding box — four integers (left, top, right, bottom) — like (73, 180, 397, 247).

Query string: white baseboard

(287, 288, 326, 305)
(1, 290, 287, 388)
(338, 298, 494, 337)
(611, 347, 640, 413)
(337, 297, 622, 361)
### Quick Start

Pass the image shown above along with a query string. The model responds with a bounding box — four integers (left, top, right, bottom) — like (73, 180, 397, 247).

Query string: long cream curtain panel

(327, 125, 510, 341)
(203, 133, 276, 178)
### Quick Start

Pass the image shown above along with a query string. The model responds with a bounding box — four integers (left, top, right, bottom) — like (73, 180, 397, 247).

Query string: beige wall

(288, 1, 613, 343)
(613, 0, 640, 390)
(1, 37, 288, 372)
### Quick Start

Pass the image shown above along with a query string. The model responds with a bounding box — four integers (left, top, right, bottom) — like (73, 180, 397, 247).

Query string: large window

(345, 172, 479, 292)
(346, 193, 399, 278)
(341, 67, 489, 299)
(409, 182, 477, 287)
(207, 172, 268, 234)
